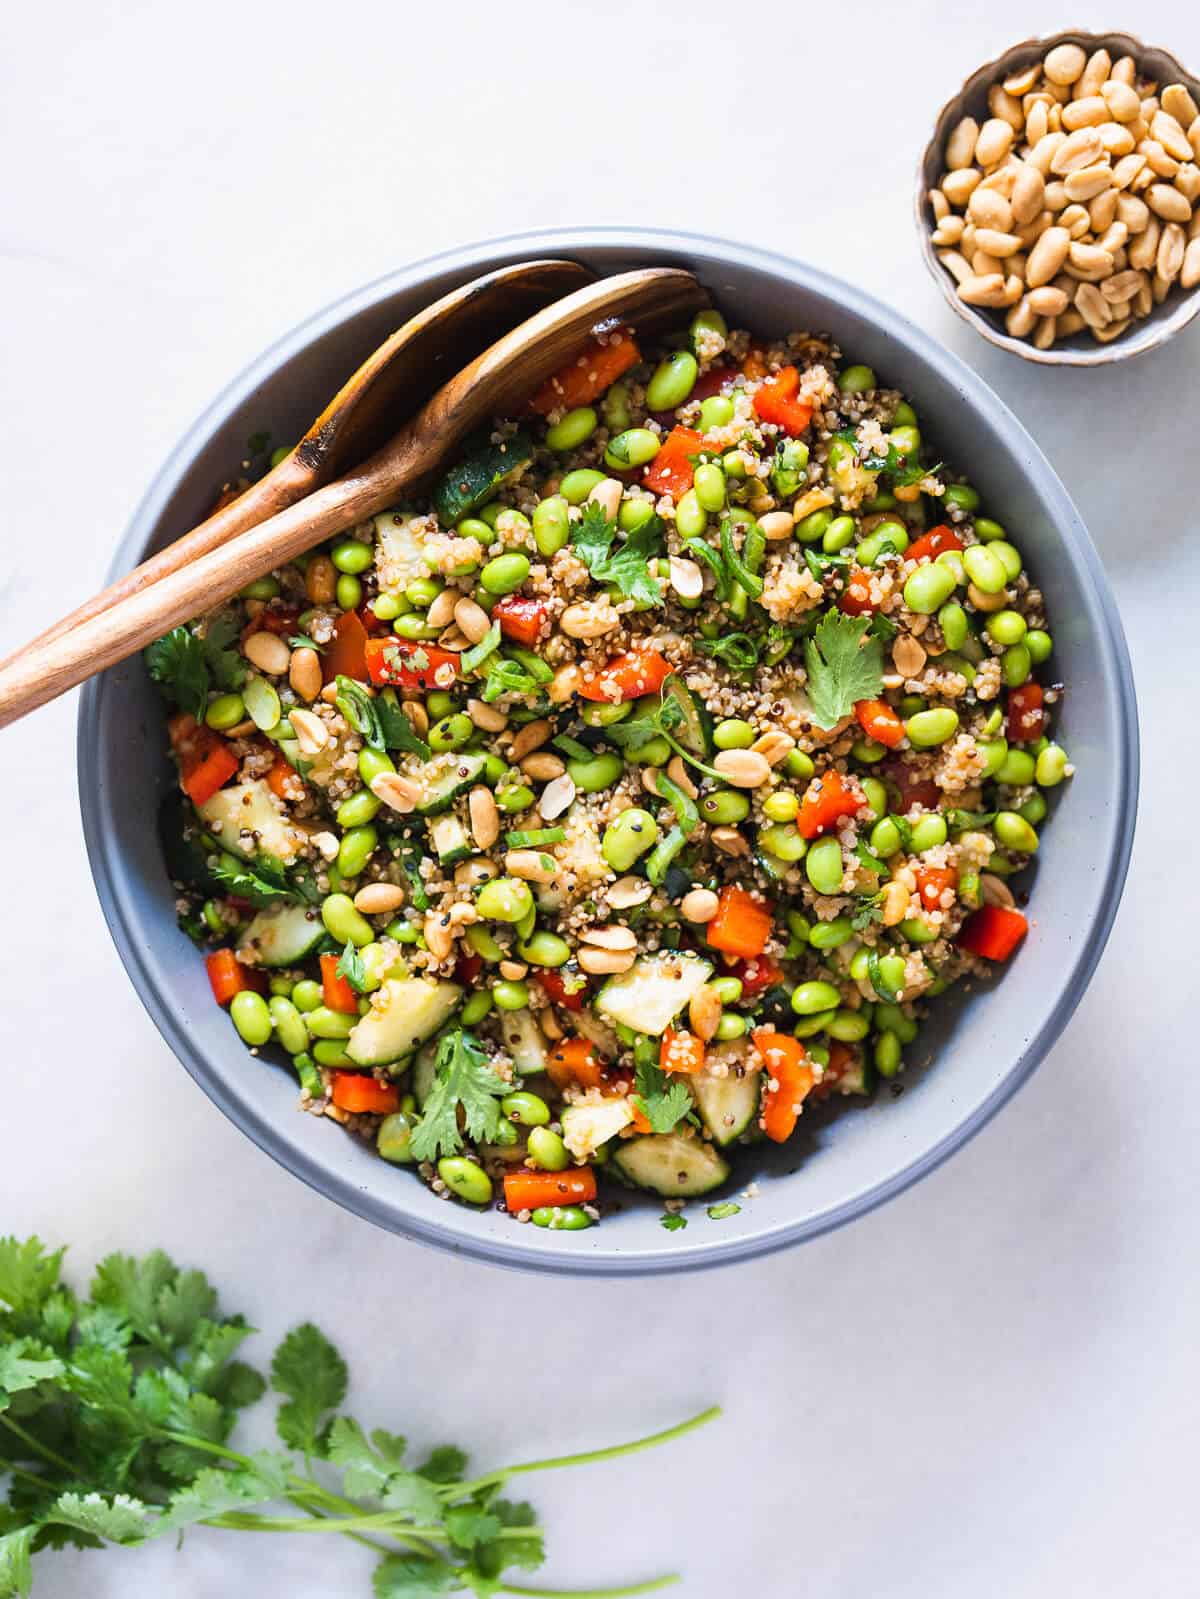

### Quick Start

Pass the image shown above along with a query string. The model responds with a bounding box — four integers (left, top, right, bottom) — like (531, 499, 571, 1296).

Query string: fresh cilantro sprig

(695, 633, 759, 674)
(803, 612, 885, 731)
(409, 1030, 513, 1162)
(570, 502, 665, 608)
(335, 941, 368, 995)
(144, 616, 246, 718)
(375, 689, 432, 761)
(834, 425, 941, 488)
(632, 1057, 692, 1136)
(602, 688, 724, 783)
(0, 1235, 718, 1598)
(207, 852, 302, 907)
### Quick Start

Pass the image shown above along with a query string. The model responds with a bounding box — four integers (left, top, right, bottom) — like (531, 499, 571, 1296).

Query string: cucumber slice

(662, 676, 713, 758)
(420, 753, 487, 816)
(691, 1056, 760, 1147)
(429, 813, 472, 864)
(198, 779, 305, 863)
(237, 903, 325, 969)
(494, 1008, 548, 1077)
(561, 1097, 634, 1162)
(596, 952, 713, 1037)
(346, 977, 463, 1066)
(831, 1054, 876, 1097)
(373, 511, 428, 594)
(612, 1133, 731, 1197)
(432, 431, 532, 524)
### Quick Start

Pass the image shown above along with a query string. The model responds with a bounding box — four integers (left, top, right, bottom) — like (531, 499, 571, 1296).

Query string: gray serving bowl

(917, 30, 1200, 366)
(78, 228, 1138, 1275)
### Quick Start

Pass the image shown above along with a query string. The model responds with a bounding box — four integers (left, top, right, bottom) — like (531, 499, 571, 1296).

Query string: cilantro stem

(449, 1406, 721, 1497)
(0, 1415, 77, 1477)
(0, 1454, 66, 1492)
(501, 1577, 680, 1597)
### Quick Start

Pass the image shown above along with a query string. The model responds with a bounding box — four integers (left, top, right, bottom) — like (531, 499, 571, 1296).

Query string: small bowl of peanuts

(917, 30, 1200, 363)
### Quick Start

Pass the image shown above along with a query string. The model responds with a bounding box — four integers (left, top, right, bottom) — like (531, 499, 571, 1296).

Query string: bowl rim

(915, 28, 1200, 366)
(77, 225, 1140, 1274)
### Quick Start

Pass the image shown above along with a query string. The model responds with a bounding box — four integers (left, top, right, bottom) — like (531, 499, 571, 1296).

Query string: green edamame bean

(889, 424, 921, 457)
(675, 489, 708, 539)
(560, 468, 605, 505)
(893, 401, 918, 426)
(973, 517, 1005, 543)
(429, 713, 474, 752)
(870, 816, 902, 857)
(1019, 791, 1047, 825)
(646, 351, 698, 412)
(567, 752, 624, 793)
(699, 394, 734, 431)
(792, 1008, 835, 1039)
(1002, 644, 1032, 687)
(476, 878, 535, 924)
(875, 1030, 902, 1078)
(331, 538, 372, 575)
(532, 1204, 592, 1230)
(848, 947, 872, 982)
(792, 980, 842, 1016)
(994, 811, 1039, 853)
(905, 708, 959, 748)
(759, 823, 807, 863)
(601, 808, 659, 872)
(962, 544, 1007, 594)
(1036, 743, 1069, 787)
(715, 1014, 747, 1040)
(205, 692, 246, 731)
(230, 990, 273, 1047)
(689, 308, 727, 351)
(492, 979, 530, 1011)
(377, 1112, 414, 1164)
(494, 509, 531, 548)
(805, 837, 844, 896)
(710, 976, 744, 1004)
(335, 574, 362, 610)
(861, 777, 887, 821)
(990, 540, 1023, 580)
(268, 974, 293, 998)
(371, 593, 402, 622)
(619, 497, 656, 534)
(762, 790, 799, 822)
(943, 484, 979, 512)
(852, 739, 887, 765)
(823, 514, 857, 553)
(460, 991, 493, 1026)
(785, 749, 815, 782)
(899, 917, 938, 945)
(904, 562, 957, 614)
(938, 602, 968, 650)
(496, 781, 536, 812)
(437, 1157, 493, 1205)
(809, 917, 853, 951)
(694, 461, 726, 513)
(795, 508, 834, 543)
(240, 575, 280, 601)
(995, 749, 1035, 786)
(545, 406, 598, 452)
(311, 1040, 352, 1067)
(857, 523, 909, 566)
(827, 1009, 870, 1042)
(305, 1006, 356, 1041)
(268, 999, 308, 1055)
(533, 495, 570, 556)
(292, 979, 322, 1014)
(1025, 629, 1053, 664)
(605, 428, 660, 470)
(481, 553, 531, 595)
(625, 734, 670, 766)
(337, 825, 377, 880)
(393, 613, 439, 641)
(526, 1126, 570, 1172)
(978, 738, 1008, 779)
(700, 789, 751, 825)
(516, 928, 572, 971)
(714, 718, 755, 750)
(424, 690, 456, 721)
(321, 894, 374, 948)
(874, 1002, 917, 1043)
(838, 364, 876, 393)
(603, 376, 633, 433)
(336, 790, 382, 829)
(909, 814, 948, 852)
(503, 1092, 551, 1127)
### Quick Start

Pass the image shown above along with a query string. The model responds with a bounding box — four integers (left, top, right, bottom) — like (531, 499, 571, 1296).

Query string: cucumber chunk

(494, 1008, 548, 1077)
(596, 952, 713, 1037)
(420, 753, 487, 816)
(198, 778, 305, 863)
(429, 813, 472, 864)
(346, 977, 463, 1066)
(237, 903, 325, 969)
(432, 430, 533, 525)
(662, 676, 713, 758)
(612, 1133, 731, 1197)
(691, 1055, 760, 1146)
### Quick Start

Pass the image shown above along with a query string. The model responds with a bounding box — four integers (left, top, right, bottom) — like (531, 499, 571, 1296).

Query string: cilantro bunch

(0, 1237, 717, 1598)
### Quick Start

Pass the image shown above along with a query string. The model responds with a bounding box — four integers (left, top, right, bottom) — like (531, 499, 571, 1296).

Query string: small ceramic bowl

(916, 30, 1200, 365)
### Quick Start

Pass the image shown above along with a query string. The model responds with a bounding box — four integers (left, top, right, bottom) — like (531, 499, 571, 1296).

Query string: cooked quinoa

(149, 303, 1072, 1230)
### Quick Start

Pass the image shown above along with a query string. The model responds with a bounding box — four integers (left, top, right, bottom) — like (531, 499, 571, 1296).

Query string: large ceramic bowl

(78, 228, 1138, 1275)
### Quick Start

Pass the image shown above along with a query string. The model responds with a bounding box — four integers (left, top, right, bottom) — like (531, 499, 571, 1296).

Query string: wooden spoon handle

(0, 461, 408, 729)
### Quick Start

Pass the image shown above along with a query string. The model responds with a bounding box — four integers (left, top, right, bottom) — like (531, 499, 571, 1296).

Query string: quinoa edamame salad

(148, 305, 1072, 1231)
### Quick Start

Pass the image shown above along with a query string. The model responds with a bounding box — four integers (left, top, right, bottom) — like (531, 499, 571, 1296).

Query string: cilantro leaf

(417, 1445, 469, 1483)
(287, 633, 325, 654)
(695, 633, 759, 674)
(570, 502, 664, 607)
(410, 1031, 511, 1162)
(373, 1552, 461, 1597)
(201, 614, 247, 692)
(393, 835, 430, 911)
(0, 1341, 64, 1408)
(335, 941, 368, 995)
(0, 1527, 34, 1598)
(803, 612, 884, 730)
(660, 1213, 687, 1233)
(144, 628, 209, 719)
(46, 1493, 152, 1545)
(270, 1323, 348, 1455)
(633, 1058, 692, 1136)
(376, 691, 432, 761)
(335, 676, 384, 750)
(0, 1237, 63, 1317)
(158, 1455, 290, 1531)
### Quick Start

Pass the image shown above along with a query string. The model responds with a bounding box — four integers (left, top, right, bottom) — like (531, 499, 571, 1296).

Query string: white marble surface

(3, 2, 1197, 1594)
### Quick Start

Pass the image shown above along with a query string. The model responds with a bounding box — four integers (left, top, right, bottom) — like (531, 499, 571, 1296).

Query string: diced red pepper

(205, 949, 266, 1006)
(691, 364, 735, 401)
(659, 1028, 705, 1075)
(742, 348, 768, 381)
(455, 952, 483, 987)
(320, 953, 360, 1016)
(529, 329, 640, 415)
(168, 714, 239, 808)
(643, 426, 707, 499)
(536, 969, 588, 1011)
(722, 954, 784, 998)
(358, 603, 390, 636)
(241, 603, 299, 640)
(706, 886, 773, 960)
(854, 698, 905, 750)
(904, 525, 964, 563)
(958, 904, 1029, 961)
(267, 753, 304, 803)
(1007, 681, 1045, 744)
(504, 1168, 598, 1211)
(364, 637, 460, 692)
(914, 865, 957, 912)
(545, 1037, 603, 1091)
(577, 650, 673, 703)
(755, 1031, 814, 1143)
(322, 608, 368, 684)
(839, 568, 880, 615)
(796, 769, 865, 840)
(752, 365, 813, 437)
(810, 1039, 859, 1102)
(492, 594, 549, 647)
(330, 1072, 400, 1115)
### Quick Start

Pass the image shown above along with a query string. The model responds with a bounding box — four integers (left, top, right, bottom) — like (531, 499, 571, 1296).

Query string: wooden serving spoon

(23, 258, 592, 654)
(0, 267, 705, 728)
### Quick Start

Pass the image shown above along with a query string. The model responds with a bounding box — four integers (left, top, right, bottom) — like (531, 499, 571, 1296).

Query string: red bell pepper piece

(492, 594, 549, 647)
(504, 1168, 598, 1211)
(914, 865, 957, 911)
(364, 637, 460, 692)
(241, 604, 299, 640)
(205, 949, 266, 1006)
(577, 650, 673, 703)
(545, 1037, 603, 1091)
(904, 525, 964, 563)
(330, 1072, 401, 1115)
(755, 1030, 815, 1143)
(322, 608, 368, 684)
(536, 969, 588, 1011)
(839, 568, 880, 615)
(358, 603, 390, 636)
(529, 329, 640, 415)
(722, 954, 784, 999)
(706, 886, 773, 960)
(659, 1028, 705, 1075)
(854, 698, 905, 749)
(796, 769, 865, 840)
(168, 714, 239, 808)
(642, 426, 706, 499)
(958, 904, 1029, 961)
(1007, 681, 1045, 744)
(320, 953, 360, 1016)
(752, 365, 813, 437)
(267, 753, 304, 803)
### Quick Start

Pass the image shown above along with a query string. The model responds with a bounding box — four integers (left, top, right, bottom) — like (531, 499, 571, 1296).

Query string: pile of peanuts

(927, 40, 1200, 348)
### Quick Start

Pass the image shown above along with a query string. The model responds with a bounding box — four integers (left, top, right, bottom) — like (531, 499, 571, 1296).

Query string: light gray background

(1, 3, 1194, 1595)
